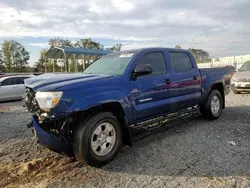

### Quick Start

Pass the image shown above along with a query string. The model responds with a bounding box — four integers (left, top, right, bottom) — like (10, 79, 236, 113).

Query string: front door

(130, 51, 174, 122)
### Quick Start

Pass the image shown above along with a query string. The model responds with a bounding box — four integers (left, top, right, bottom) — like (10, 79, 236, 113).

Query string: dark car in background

(231, 60, 250, 94)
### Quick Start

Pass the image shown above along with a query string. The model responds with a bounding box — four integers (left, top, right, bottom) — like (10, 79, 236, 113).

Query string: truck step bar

(130, 105, 200, 131)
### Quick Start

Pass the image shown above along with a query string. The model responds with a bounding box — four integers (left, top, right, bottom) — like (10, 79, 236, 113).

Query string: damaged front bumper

(31, 116, 74, 156)
(24, 87, 75, 156)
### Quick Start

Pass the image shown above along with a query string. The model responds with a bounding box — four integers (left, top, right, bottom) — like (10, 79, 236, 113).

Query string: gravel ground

(0, 93, 249, 188)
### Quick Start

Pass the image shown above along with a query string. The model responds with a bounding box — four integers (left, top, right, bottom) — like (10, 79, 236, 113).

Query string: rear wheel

(73, 112, 122, 167)
(200, 90, 223, 120)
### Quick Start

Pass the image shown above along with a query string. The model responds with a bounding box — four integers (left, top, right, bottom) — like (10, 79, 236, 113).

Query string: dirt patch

(0, 154, 79, 188)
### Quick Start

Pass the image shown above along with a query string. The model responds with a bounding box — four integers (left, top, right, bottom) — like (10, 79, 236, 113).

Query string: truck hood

(24, 73, 112, 91)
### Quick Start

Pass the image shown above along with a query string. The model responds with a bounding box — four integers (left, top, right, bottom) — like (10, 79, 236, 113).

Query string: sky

(0, 0, 249, 65)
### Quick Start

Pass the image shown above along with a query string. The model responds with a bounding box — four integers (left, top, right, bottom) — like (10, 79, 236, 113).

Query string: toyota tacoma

(24, 48, 233, 167)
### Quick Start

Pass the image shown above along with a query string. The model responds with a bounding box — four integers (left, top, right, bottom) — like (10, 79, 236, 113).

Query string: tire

(200, 90, 223, 120)
(73, 112, 122, 167)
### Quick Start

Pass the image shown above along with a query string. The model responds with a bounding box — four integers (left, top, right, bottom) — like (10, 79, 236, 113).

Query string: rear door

(14, 77, 30, 98)
(130, 50, 174, 121)
(168, 51, 201, 110)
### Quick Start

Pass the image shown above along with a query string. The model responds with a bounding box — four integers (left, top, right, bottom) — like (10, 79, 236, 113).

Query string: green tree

(16, 46, 30, 72)
(35, 49, 47, 72)
(49, 38, 74, 48)
(0, 50, 4, 72)
(75, 38, 97, 48)
(0, 61, 4, 72)
(188, 48, 211, 63)
(1, 40, 30, 72)
(49, 37, 61, 47)
(107, 43, 122, 52)
(175, 45, 182, 49)
(2, 41, 12, 72)
(60, 39, 74, 47)
(75, 38, 105, 70)
(90, 41, 104, 50)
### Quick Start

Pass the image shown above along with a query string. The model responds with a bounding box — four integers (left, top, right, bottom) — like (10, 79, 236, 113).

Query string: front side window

(83, 52, 136, 75)
(169, 52, 193, 73)
(135, 52, 166, 76)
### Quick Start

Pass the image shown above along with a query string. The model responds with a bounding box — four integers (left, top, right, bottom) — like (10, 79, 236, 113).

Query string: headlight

(35, 91, 63, 111)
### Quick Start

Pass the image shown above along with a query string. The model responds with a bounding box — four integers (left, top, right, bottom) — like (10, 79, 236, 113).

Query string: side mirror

(133, 64, 153, 78)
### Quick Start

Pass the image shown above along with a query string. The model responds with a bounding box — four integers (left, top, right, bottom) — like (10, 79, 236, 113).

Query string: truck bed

(199, 66, 234, 95)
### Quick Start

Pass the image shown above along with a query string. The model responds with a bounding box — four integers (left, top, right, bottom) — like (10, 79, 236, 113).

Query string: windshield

(239, 61, 250, 71)
(83, 52, 136, 75)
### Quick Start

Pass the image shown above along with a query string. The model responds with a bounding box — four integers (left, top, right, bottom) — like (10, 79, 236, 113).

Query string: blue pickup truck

(24, 48, 233, 167)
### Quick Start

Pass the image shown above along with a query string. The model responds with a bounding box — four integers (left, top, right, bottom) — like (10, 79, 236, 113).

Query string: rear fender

(200, 81, 225, 108)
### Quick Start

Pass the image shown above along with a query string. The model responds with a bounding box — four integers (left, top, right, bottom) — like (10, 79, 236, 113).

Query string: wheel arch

(70, 101, 133, 147)
(209, 82, 225, 109)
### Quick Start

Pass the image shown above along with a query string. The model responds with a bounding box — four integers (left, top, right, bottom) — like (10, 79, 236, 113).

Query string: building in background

(198, 54, 250, 70)
(212, 54, 250, 64)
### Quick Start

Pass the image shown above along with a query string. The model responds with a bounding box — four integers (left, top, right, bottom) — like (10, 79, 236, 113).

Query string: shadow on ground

(103, 105, 250, 178)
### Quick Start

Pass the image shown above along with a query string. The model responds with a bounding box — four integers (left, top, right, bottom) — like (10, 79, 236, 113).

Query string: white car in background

(231, 60, 250, 94)
(0, 75, 33, 102)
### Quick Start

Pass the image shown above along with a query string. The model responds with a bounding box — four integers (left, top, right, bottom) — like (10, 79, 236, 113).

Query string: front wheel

(73, 112, 122, 167)
(200, 90, 223, 120)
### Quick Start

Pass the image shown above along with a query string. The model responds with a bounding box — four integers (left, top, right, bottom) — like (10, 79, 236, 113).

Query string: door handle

(165, 79, 171, 84)
(193, 76, 198, 80)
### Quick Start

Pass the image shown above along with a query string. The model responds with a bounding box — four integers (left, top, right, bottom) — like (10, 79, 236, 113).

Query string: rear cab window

(169, 52, 193, 73)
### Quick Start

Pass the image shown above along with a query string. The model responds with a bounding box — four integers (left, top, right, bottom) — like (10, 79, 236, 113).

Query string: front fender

(67, 91, 133, 122)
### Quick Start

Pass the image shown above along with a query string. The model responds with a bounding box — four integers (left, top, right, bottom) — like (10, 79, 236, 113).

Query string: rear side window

(136, 52, 166, 76)
(169, 52, 193, 73)
(1, 77, 19, 86)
